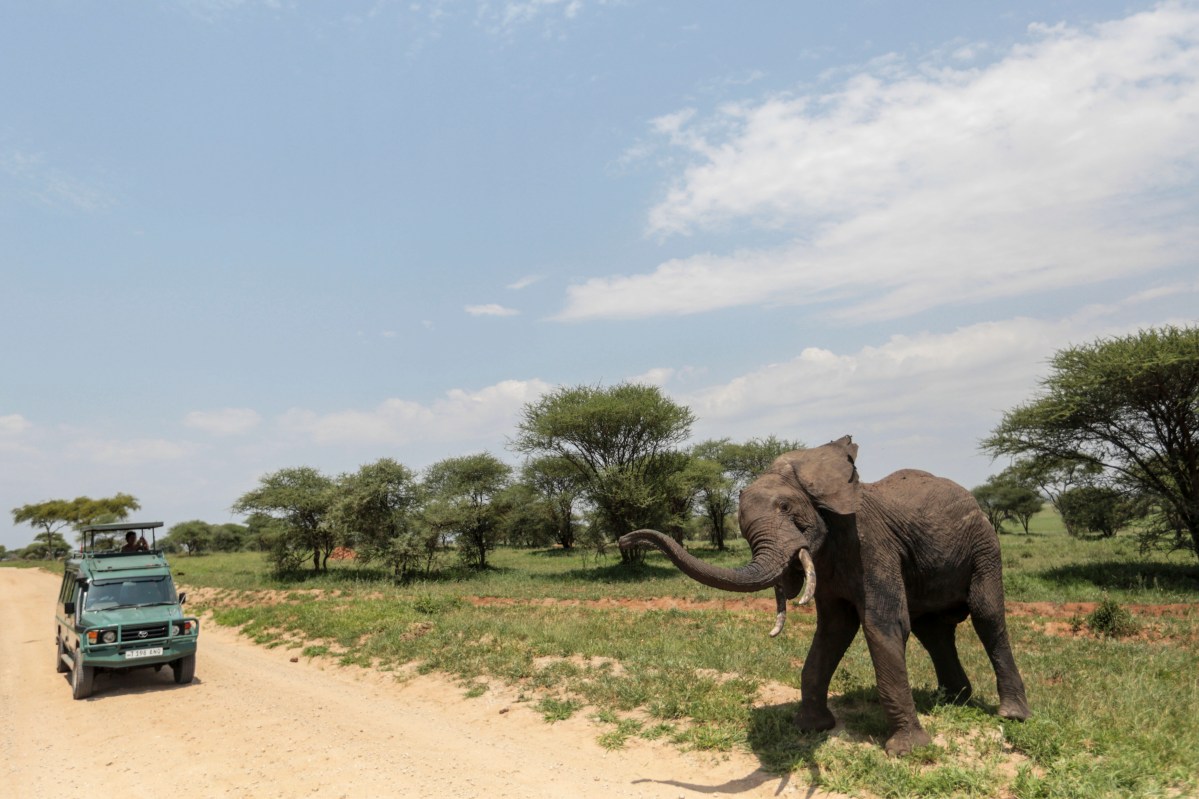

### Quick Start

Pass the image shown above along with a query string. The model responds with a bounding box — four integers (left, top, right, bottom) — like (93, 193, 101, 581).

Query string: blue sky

(3, 0, 1197, 549)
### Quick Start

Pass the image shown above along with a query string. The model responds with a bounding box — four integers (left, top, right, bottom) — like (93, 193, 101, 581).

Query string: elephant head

(619, 436, 861, 637)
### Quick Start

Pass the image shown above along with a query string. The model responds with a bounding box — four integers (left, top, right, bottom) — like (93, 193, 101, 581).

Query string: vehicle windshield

(83, 578, 177, 610)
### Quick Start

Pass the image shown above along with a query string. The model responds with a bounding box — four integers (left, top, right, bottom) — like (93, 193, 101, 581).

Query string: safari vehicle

(54, 521, 199, 699)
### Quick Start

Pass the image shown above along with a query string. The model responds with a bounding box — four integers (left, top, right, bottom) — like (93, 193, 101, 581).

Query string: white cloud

(278, 378, 552, 446)
(498, 0, 582, 28)
(1, 149, 114, 213)
(668, 313, 1102, 486)
(465, 303, 520, 317)
(676, 299, 1197, 473)
(627, 367, 676, 387)
(557, 3, 1199, 321)
(69, 438, 193, 466)
(507, 274, 543, 290)
(0, 414, 32, 435)
(683, 318, 1057, 432)
(184, 408, 262, 436)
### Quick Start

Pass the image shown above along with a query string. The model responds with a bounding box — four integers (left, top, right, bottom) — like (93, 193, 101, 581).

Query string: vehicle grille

(121, 623, 168, 642)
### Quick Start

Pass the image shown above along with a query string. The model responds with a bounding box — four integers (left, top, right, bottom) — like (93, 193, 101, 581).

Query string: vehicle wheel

(172, 654, 195, 685)
(55, 638, 69, 674)
(71, 648, 94, 700)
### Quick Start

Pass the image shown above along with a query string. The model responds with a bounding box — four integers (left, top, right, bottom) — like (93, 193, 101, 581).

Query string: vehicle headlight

(171, 624, 181, 636)
(101, 630, 117, 644)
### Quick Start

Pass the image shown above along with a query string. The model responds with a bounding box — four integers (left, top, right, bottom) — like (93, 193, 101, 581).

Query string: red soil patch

(1006, 601, 1197, 619)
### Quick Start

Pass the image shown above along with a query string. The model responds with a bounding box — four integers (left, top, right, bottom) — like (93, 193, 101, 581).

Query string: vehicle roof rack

(80, 521, 164, 533)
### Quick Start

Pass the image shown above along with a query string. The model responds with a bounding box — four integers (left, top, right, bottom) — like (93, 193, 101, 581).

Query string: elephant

(619, 435, 1030, 756)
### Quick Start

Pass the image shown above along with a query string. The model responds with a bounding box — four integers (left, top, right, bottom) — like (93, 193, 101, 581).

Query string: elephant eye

(778, 501, 791, 514)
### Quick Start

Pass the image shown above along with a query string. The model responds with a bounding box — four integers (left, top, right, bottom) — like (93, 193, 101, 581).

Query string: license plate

(124, 647, 163, 659)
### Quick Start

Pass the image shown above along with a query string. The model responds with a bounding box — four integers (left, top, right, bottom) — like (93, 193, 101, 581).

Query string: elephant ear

(785, 435, 861, 516)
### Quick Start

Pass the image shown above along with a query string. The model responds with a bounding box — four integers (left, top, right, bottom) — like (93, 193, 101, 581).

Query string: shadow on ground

(1036, 561, 1199, 593)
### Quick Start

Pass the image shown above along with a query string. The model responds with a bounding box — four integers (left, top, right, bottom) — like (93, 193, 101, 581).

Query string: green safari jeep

(54, 521, 200, 699)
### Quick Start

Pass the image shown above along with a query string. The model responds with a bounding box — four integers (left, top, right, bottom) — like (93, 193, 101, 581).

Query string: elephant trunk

(620, 528, 816, 637)
(619, 528, 800, 594)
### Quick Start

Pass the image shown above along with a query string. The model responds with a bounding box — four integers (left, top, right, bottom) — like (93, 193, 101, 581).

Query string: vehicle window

(84, 578, 177, 610)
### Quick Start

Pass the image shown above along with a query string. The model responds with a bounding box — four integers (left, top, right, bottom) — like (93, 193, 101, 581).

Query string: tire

(55, 637, 69, 674)
(172, 653, 195, 685)
(71, 648, 94, 700)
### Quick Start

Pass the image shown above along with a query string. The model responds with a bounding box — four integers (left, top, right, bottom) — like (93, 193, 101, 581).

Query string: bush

(1085, 598, 1138, 638)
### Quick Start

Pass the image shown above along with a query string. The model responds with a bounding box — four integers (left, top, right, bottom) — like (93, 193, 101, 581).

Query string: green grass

(998, 510, 1199, 603)
(13, 517, 1199, 798)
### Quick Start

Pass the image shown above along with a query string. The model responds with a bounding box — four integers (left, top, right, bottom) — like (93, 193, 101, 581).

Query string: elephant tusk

(769, 584, 787, 638)
(797, 548, 817, 605)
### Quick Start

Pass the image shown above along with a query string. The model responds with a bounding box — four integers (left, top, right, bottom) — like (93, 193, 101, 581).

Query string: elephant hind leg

(911, 611, 972, 705)
(968, 573, 1031, 720)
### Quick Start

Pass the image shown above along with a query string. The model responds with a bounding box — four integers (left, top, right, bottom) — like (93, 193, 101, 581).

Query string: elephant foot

(884, 726, 932, 757)
(999, 697, 1031, 721)
(794, 705, 837, 733)
(939, 684, 972, 705)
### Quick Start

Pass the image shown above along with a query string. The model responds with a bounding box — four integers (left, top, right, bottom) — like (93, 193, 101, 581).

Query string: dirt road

(0, 568, 807, 798)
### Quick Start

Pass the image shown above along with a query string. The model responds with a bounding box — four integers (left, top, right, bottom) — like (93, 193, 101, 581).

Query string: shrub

(1085, 598, 1138, 638)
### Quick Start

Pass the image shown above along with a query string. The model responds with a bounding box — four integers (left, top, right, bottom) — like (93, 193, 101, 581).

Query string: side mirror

(178, 592, 187, 606)
(64, 602, 76, 615)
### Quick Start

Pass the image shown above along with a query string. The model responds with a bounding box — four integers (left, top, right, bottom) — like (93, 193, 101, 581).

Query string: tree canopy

(688, 436, 804, 549)
(983, 325, 1199, 559)
(972, 469, 1044, 534)
(423, 452, 512, 570)
(513, 383, 695, 560)
(12, 493, 141, 557)
(330, 458, 427, 579)
(232, 467, 336, 572)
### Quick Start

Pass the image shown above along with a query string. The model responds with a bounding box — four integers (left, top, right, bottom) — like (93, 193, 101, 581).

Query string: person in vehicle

(121, 532, 148, 552)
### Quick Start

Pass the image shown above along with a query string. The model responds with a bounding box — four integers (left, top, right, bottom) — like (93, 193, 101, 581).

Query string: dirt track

(0, 568, 809, 798)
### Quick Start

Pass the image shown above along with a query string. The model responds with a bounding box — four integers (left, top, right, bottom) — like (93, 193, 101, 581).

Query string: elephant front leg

(862, 615, 932, 756)
(795, 598, 859, 732)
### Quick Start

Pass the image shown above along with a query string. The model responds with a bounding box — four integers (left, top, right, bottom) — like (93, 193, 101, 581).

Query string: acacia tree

(329, 458, 428, 580)
(984, 325, 1199, 560)
(12, 493, 141, 557)
(519, 455, 586, 549)
(720, 436, 805, 483)
(971, 469, 1043, 534)
(11, 499, 74, 559)
(688, 437, 804, 550)
(423, 453, 512, 570)
(166, 520, 213, 554)
(1005, 455, 1102, 537)
(232, 467, 336, 572)
(686, 452, 735, 549)
(1057, 485, 1139, 538)
(512, 383, 695, 562)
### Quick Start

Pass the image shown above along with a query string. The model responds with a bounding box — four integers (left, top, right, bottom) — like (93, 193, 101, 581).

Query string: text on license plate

(125, 647, 164, 659)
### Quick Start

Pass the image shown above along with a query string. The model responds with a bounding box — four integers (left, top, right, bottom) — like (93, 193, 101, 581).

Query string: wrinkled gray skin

(619, 436, 1030, 756)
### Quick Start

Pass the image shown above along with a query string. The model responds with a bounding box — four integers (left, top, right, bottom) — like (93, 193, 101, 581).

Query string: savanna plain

(10, 511, 1199, 799)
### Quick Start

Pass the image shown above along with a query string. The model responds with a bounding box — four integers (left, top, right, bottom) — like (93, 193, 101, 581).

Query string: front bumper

(78, 619, 200, 669)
